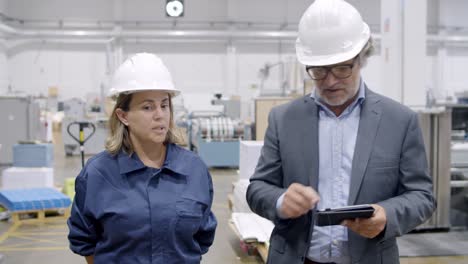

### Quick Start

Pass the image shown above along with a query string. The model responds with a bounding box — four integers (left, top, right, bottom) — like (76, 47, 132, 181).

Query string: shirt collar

(310, 78, 366, 116)
(161, 143, 192, 176)
(118, 143, 190, 176)
(118, 150, 146, 175)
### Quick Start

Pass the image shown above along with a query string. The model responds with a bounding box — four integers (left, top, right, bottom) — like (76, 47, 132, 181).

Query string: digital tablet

(315, 204, 375, 226)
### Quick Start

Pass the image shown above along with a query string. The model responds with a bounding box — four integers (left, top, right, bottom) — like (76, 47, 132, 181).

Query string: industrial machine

(62, 118, 107, 156)
(411, 105, 468, 230)
(448, 104, 468, 227)
(61, 98, 108, 156)
(257, 57, 303, 97)
(211, 93, 241, 120)
(0, 96, 42, 165)
(186, 111, 249, 168)
(451, 104, 468, 140)
(416, 108, 452, 230)
(67, 121, 96, 167)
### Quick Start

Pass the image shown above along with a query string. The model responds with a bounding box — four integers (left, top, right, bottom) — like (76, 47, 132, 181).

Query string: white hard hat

(296, 0, 370, 66)
(108, 53, 180, 97)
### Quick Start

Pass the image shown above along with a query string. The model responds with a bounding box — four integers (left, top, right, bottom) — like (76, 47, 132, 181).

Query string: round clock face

(166, 1, 184, 17)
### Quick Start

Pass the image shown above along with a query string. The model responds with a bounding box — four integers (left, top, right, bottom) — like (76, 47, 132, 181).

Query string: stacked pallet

(229, 140, 272, 263)
(1, 143, 54, 189)
(0, 188, 71, 225)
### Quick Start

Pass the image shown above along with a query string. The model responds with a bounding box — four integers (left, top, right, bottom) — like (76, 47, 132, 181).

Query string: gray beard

(319, 81, 360, 107)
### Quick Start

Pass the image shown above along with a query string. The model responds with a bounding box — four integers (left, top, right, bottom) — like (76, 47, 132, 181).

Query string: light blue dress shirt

(276, 79, 365, 264)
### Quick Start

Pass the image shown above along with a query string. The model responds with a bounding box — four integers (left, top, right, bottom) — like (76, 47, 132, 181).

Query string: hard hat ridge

(108, 53, 180, 97)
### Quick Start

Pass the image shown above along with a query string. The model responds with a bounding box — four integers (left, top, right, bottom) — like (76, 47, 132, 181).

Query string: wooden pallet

(228, 194, 234, 211)
(228, 181, 269, 263)
(229, 220, 269, 263)
(10, 208, 71, 225)
(0, 208, 71, 243)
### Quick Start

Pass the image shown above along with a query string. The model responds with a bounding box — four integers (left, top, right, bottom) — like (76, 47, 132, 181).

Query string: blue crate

(0, 188, 71, 212)
(13, 143, 54, 167)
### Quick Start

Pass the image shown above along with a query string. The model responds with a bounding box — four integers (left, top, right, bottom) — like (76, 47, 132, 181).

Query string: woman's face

(117, 90, 171, 146)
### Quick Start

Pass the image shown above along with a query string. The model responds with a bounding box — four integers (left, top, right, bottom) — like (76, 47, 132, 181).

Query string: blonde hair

(105, 93, 185, 156)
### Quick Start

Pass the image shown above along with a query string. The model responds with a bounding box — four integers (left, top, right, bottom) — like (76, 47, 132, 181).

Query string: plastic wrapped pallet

(13, 143, 54, 167)
(1, 167, 54, 189)
(239, 141, 263, 180)
(0, 188, 71, 211)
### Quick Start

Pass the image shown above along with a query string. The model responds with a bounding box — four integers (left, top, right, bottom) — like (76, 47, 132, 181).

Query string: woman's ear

(115, 108, 129, 126)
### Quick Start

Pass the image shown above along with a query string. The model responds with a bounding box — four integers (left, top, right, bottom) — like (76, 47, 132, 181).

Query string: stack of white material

(232, 141, 264, 213)
(232, 179, 251, 213)
(231, 212, 274, 243)
(1, 167, 54, 189)
(239, 141, 263, 180)
(231, 140, 272, 243)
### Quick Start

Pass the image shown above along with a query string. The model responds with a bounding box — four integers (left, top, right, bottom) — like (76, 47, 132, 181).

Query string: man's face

(309, 57, 361, 107)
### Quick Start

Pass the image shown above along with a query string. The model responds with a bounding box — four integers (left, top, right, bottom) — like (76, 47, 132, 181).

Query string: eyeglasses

(306, 58, 358, 80)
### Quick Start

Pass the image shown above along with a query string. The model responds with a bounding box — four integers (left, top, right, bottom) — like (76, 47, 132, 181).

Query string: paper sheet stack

(231, 212, 274, 243)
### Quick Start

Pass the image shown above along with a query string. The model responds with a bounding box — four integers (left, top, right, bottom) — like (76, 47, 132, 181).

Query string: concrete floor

(0, 159, 262, 264)
(0, 131, 467, 263)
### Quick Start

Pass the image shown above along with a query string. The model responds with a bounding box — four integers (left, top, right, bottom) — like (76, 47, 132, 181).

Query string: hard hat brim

(108, 88, 181, 98)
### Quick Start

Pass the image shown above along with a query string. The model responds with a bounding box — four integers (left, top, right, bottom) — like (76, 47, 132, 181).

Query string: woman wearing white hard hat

(246, 1, 435, 264)
(68, 53, 217, 264)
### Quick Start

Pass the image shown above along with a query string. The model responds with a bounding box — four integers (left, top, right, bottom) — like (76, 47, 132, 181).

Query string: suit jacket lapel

(301, 96, 319, 191)
(348, 88, 382, 205)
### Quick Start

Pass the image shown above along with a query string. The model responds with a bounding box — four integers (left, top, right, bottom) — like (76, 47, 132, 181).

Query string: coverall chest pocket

(176, 198, 206, 235)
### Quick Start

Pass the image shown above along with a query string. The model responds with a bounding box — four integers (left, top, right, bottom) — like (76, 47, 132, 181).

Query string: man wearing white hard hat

(247, 1, 435, 264)
(68, 53, 217, 263)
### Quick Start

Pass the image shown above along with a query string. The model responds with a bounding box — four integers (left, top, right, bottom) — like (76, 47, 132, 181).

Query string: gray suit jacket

(246, 87, 436, 264)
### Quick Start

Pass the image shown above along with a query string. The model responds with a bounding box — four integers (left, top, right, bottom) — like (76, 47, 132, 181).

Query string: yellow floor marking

(0, 241, 43, 248)
(0, 223, 20, 243)
(12, 232, 68, 236)
(0, 221, 67, 244)
(45, 224, 67, 228)
(9, 234, 64, 245)
(0, 246, 68, 252)
(0, 224, 67, 244)
(0, 221, 70, 252)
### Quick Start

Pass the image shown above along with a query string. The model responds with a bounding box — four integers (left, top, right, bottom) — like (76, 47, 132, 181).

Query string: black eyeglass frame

(305, 57, 359, 80)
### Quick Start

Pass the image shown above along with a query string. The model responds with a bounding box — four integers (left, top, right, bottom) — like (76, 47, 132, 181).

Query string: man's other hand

(342, 204, 387, 238)
(279, 183, 320, 219)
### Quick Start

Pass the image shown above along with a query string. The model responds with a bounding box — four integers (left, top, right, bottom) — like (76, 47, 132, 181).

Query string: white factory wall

(8, 47, 107, 99)
(2, 0, 468, 112)
(436, 0, 468, 97)
(0, 42, 8, 93)
(0, 0, 7, 93)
